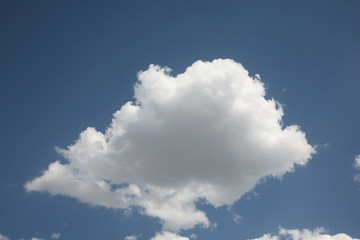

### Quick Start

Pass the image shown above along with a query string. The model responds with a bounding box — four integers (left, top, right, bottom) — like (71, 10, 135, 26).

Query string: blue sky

(1, 1, 360, 240)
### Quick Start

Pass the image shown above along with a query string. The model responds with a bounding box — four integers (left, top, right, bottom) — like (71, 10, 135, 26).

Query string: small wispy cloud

(354, 155, 360, 170)
(0, 232, 59, 240)
(233, 213, 242, 224)
(189, 233, 197, 239)
(354, 155, 360, 183)
(51, 233, 60, 240)
(124, 234, 141, 240)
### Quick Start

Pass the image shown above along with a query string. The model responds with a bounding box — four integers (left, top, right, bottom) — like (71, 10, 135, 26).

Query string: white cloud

(248, 227, 360, 240)
(189, 233, 197, 239)
(51, 233, 60, 240)
(233, 213, 242, 224)
(355, 155, 360, 169)
(25, 59, 315, 231)
(250, 234, 279, 240)
(150, 231, 189, 240)
(124, 234, 141, 240)
(354, 173, 360, 183)
(0, 235, 45, 240)
(354, 155, 360, 183)
(0, 233, 10, 240)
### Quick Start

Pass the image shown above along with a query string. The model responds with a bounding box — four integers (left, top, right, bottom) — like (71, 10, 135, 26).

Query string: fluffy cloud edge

(248, 227, 360, 240)
(0, 233, 9, 240)
(150, 231, 189, 240)
(25, 59, 315, 231)
(354, 155, 360, 170)
(50, 233, 60, 240)
(354, 155, 360, 182)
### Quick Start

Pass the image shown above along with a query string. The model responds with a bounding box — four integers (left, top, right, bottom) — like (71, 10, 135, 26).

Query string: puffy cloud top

(249, 227, 360, 240)
(150, 231, 189, 240)
(25, 59, 315, 231)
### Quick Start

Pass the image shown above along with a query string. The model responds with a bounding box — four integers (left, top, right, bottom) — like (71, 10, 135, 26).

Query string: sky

(1, 1, 360, 240)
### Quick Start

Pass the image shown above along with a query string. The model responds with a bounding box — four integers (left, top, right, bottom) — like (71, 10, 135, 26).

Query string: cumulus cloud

(248, 227, 360, 240)
(150, 231, 189, 240)
(25, 59, 315, 231)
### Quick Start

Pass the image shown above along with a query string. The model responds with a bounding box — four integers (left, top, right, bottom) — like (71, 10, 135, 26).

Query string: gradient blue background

(1, 1, 359, 239)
